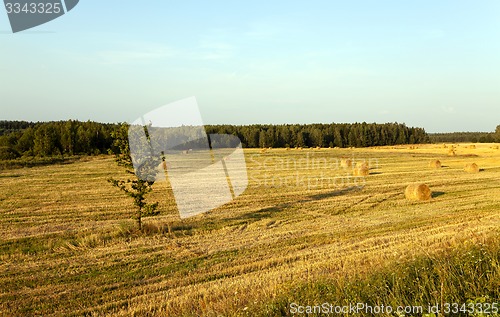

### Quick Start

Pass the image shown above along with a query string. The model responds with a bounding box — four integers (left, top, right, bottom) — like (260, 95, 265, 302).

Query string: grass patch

(259, 236, 500, 316)
(1, 146, 500, 316)
(0, 155, 84, 170)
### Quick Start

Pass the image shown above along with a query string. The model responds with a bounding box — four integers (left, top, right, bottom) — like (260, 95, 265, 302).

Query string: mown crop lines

(0, 144, 499, 316)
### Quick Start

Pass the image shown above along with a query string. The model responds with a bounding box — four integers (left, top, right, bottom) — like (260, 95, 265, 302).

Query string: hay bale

(429, 160, 441, 169)
(405, 183, 432, 201)
(260, 148, 267, 153)
(443, 144, 448, 148)
(468, 144, 476, 149)
(464, 163, 479, 173)
(448, 149, 456, 156)
(353, 166, 370, 176)
(493, 145, 499, 150)
(356, 161, 369, 169)
(340, 158, 352, 168)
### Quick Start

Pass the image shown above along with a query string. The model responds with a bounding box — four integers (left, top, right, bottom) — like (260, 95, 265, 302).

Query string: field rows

(0, 144, 499, 316)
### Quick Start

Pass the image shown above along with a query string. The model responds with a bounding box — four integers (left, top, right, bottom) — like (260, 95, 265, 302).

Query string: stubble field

(0, 144, 499, 316)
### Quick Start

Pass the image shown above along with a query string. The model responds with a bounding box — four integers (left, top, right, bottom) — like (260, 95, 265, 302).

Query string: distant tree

(16, 127, 34, 156)
(0, 146, 20, 160)
(258, 130, 267, 148)
(310, 128, 324, 147)
(33, 124, 62, 157)
(108, 123, 160, 231)
(296, 131, 307, 147)
(496, 125, 500, 142)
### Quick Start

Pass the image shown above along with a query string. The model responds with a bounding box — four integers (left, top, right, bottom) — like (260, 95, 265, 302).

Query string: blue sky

(1, 1, 499, 132)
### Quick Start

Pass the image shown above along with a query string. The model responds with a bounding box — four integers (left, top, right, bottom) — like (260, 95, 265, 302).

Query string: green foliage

(0, 120, 34, 136)
(205, 122, 430, 148)
(108, 178, 159, 230)
(496, 125, 500, 142)
(260, 237, 500, 316)
(430, 132, 496, 143)
(0, 120, 116, 158)
(0, 146, 20, 160)
(107, 123, 160, 231)
(0, 121, 431, 160)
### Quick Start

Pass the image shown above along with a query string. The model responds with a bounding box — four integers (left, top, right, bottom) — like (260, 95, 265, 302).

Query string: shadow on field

(308, 186, 363, 200)
(222, 203, 293, 225)
(254, 204, 291, 218)
(223, 186, 365, 225)
(0, 156, 82, 170)
(432, 191, 445, 198)
(0, 174, 21, 178)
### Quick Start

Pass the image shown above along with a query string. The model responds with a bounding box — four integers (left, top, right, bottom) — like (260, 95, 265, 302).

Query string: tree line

(0, 120, 434, 160)
(0, 120, 116, 159)
(206, 122, 429, 148)
(0, 120, 35, 136)
(429, 131, 497, 144)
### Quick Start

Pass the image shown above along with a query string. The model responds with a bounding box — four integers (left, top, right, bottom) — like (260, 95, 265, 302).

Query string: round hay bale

(340, 158, 352, 168)
(353, 166, 370, 176)
(493, 145, 499, 150)
(448, 149, 456, 156)
(443, 144, 448, 148)
(464, 163, 479, 173)
(356, 161, 369, 169)
(405, 183, 432, 201)
(260, 148, 267, 153)
(429, 160, 441, 168)
(468, 144, 476, 149)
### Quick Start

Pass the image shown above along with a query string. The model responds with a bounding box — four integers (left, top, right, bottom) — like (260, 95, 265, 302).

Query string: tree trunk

(136, 214, 142, 231)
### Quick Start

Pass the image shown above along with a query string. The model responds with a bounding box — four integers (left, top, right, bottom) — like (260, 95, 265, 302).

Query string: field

(1, 144, 499, 316)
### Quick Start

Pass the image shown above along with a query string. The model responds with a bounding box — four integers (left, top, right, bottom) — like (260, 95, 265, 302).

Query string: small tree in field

(108, 123, 160, 231)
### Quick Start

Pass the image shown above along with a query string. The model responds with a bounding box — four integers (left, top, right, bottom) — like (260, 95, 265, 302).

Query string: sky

(0, 1, 499, 133)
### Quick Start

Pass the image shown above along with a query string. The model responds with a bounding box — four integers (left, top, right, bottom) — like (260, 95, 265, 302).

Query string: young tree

(108, 123, 160, 231)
